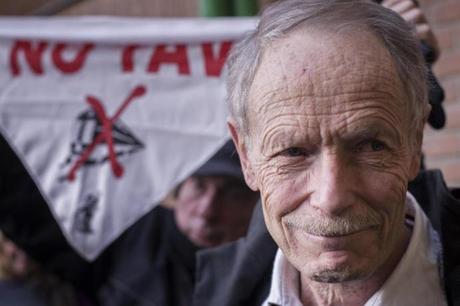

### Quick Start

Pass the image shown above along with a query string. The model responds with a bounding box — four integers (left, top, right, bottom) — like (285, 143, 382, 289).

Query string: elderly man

(193, 1, 460, 306)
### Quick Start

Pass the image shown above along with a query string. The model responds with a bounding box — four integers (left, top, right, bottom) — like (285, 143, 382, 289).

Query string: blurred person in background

(0, 232, 81, 306)
(0, 140, 259, 306)
(97, 140, 259, 306)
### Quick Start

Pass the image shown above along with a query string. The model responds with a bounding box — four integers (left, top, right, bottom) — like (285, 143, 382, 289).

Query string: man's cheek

(257, 165, 302, 239)
(366, 165, 408, 198)
(256, 163, 279, 202)
(383, 146, 416, 180)
(259, 165, 293, 210)
(363, 169, 408, 237)
(255, 166, 282, 217)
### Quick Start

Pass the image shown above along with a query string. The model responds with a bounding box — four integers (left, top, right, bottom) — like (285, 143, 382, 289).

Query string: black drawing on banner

(73, 193, 99, 234)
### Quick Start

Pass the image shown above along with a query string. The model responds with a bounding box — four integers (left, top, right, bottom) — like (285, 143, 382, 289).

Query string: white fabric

(0, 17, 257, 260)
(263, 248, 303, 306)
(263, 192, 446, 306)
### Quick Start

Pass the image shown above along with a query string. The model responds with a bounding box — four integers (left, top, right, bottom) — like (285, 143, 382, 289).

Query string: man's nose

(310, 151, 355, 216)
(195, 186, 219, 220)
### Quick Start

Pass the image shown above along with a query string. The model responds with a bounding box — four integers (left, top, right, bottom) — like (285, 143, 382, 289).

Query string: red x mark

(67, 85, 146, 181)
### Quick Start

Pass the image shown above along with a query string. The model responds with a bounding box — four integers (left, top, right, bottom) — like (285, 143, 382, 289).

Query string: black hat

(193, 140, 244, 180)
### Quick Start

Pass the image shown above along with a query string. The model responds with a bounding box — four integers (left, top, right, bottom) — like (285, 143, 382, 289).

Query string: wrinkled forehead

(247, 27, 406, 123)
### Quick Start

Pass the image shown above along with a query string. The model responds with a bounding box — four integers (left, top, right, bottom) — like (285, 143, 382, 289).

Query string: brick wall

(420, 0, 460, 187)
(0, 0, 52, 15)
(58, 0, 198, 17)
(58, 0, 271, 16)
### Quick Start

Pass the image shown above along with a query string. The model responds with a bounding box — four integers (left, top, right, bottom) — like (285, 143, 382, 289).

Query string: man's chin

(190, 230, 224, 248)
(308, 258, 373, 283)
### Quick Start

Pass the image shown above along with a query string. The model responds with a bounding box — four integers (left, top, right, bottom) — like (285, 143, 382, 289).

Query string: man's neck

(299, 226, 411, 306)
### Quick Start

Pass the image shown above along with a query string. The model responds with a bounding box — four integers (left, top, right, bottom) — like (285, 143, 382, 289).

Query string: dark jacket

(98, 206, 198, 306)
(193, 170, 460, 306)
(0, 280, 47, 306)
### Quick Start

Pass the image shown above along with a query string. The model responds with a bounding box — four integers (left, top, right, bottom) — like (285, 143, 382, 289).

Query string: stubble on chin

(310, 264, 370, 283)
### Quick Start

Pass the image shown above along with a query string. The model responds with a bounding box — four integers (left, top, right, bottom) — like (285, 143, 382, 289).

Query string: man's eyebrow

(351, 127, 380, 139)
(346, 123, 400, 143)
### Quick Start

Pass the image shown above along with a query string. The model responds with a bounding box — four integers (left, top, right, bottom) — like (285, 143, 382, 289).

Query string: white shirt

(262, 192, 447, 306)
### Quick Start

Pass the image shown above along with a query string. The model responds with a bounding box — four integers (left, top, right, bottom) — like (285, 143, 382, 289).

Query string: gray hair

(227, 0, 428, 148)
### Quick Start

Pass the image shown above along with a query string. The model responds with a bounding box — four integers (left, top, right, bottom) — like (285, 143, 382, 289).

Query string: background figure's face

(0, 234, 36, 279)
(174, 175, 258, 248)
(232, 28, 421, 283)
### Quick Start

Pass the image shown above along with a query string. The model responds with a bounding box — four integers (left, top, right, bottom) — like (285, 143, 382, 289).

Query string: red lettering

(10, 40, 47, 76)
(202, 41, 233, 77)
(52, 43, 94, 74)
(147, 44, 190, 75)
(121, 45, 139, 72)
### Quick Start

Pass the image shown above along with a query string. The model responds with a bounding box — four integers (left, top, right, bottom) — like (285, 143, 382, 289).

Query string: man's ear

(228, 119, 258, 191)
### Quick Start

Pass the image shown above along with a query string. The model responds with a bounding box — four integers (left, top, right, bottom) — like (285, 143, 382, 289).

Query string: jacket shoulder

(409, 170, 460, 306)
(194, 201, 277, 306)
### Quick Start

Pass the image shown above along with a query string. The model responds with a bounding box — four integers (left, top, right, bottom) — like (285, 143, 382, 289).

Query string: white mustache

(284, 211, 382, 237)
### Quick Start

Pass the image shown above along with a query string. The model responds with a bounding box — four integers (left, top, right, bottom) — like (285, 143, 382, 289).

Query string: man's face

(174, 175, 258, 248)
(232, 29, 421, 283)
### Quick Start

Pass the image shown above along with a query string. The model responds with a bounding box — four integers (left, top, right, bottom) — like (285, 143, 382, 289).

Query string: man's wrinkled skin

(230, 27, 427, 305)
(174, 176, 258, 248)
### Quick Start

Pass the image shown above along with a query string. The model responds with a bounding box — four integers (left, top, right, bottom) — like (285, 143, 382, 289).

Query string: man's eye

(370, 140, 385, 151)
(283, 147, 307, 157)
(355, 140, 386, 153)
(192, 178, 206, 192)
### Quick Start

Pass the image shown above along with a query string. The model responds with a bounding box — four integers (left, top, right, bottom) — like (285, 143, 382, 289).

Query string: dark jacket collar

(409, 170, 460, 305)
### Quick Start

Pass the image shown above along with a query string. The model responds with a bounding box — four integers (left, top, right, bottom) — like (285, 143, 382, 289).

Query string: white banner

(0, 17, 257, 260)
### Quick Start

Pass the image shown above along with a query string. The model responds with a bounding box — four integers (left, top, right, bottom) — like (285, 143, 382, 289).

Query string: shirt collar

(365, 192, 446, 306)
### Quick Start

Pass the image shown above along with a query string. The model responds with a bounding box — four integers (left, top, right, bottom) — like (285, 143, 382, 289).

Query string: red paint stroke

(67, 85, 146, 181)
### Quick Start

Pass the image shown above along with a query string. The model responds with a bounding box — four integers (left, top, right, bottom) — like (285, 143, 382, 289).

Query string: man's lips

(298, 226, 380, 249)
(299, 229, 375, 252)
(304, 225, 378, 238)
